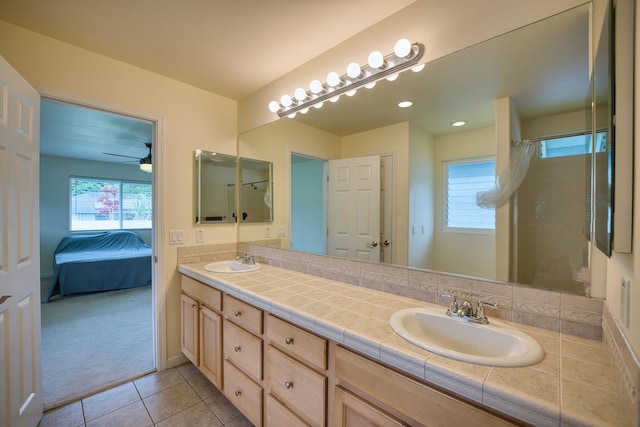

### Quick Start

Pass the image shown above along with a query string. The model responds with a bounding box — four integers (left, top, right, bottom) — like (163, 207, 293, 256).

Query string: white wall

(40, 155, 152, 277)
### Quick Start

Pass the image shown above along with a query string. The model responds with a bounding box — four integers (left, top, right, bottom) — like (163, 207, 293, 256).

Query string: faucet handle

(476, 300, 498, 322)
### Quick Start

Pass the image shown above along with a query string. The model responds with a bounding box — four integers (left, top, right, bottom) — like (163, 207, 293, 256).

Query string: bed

(46, 230, 152, 302)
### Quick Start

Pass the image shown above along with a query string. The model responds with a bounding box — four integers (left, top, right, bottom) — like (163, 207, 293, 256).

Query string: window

(443, 158, 496, 231)
(539, 131, 607, 159)
(70, 177, 152, 231)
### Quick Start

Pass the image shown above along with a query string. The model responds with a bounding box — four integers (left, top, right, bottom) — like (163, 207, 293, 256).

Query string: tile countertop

(178, 262, 626, 427)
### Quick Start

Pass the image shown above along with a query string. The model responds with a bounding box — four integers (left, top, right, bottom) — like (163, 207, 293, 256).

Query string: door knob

(382, 240, 391, 247)
(366, 241, 378, 248)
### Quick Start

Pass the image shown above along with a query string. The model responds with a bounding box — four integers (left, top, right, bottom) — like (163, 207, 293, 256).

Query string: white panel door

(327, 156, 380, 261)
(0, 55, 42, 427)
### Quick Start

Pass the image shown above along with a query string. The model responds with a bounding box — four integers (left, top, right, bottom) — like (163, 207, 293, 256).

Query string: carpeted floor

(41, 285, 155, 411)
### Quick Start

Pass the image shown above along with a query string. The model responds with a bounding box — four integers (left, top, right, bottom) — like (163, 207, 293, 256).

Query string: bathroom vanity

(178, 261, 628, 427)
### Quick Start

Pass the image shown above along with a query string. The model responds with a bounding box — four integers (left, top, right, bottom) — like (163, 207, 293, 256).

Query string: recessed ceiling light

(398, 101, 413, 108)
(451, 121, 467, 127)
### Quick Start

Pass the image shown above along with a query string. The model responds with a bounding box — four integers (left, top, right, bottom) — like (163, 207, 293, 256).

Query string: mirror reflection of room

(238, 4, 606, 296)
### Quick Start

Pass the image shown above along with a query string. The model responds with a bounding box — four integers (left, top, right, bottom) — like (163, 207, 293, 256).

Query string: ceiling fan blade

(103, 152, 140, 160)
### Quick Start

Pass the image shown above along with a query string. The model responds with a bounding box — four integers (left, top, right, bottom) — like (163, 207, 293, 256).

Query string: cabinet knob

(284, 381, 294, 390)
(191, 303, 197, 309)
(235, 390, 242, 397)
(234, 346, 241, 352)
(284, 337, 294, 345)
(234, 310, 242, 317)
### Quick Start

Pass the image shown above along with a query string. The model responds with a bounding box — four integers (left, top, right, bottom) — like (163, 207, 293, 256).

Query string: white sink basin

(389, 307, 544, 367)
(204, 260, 260, 273)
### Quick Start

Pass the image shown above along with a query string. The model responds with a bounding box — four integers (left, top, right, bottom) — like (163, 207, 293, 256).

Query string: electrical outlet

(621, 278, 631, 328)
(196, 229, 204, 243)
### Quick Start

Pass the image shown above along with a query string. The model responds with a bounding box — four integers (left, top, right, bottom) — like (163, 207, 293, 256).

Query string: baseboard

(165, 353, 188, 369)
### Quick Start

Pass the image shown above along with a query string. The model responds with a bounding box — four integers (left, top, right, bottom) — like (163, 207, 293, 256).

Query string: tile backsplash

(178, 242, 638, 420)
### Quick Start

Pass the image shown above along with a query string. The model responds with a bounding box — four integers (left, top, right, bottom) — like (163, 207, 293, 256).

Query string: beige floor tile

(224, 413, 254, 427)
(82, 381, 141, 421)
(155, 401, 223, 427)
(143, 381, 202, 423)
(86, 400, 152, 427)
(134, 367, 186, 398)
(39, 401, 85, 427)
(203, 390, 241, 424)
(177, 362, 203, 382)
(187, 373, 221, 401)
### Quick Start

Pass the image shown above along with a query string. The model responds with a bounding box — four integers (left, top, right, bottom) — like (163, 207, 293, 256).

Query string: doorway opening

(39, 98, 156, 410)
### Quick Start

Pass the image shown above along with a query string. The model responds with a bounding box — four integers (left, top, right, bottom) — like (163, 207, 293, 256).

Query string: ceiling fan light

(139, 163, 152, 173)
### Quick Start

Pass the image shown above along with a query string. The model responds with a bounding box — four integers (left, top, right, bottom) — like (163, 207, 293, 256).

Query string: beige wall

(433, 126, 497, 279)
(0, 21, 237, 366)
(238, 119, 341, 245)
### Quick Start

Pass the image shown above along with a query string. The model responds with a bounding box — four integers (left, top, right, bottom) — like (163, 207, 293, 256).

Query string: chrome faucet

(236, 253, 255, 265)
(443, 294, 498, 324)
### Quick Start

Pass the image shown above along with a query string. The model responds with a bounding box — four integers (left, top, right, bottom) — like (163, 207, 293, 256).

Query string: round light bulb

(326, 71, 342, 87)
(268, 101, 280, 113)
(346, 89, 357, 97)
(309, 79, 323, 94)
(346, 62, 362, 79)
(386, 73, 399, 82)
(398, 101, 413, 108)
(313, 102, 324, 109)
(330, 95, 340, 103)
(394, 38, 412, 58)
(294, 88, 307, 101)
(411, 64, 425, 72)
(300, 108, 309, 114)
(368, 51, 384, 69)
(287, 112, 297, 119)
(280, 94, 293, 107)
(364, 81, 376, 89)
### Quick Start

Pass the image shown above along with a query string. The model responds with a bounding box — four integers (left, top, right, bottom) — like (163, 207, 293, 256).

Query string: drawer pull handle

(284, 337, 294, 345)
(284, 381, 294, 389)
(234, 346, 241, 352)
(234, 310, 242, 317)
(235, 390, 242, 397)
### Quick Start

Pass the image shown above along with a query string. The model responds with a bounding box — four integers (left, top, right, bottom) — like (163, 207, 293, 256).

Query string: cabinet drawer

(266, 394, 310, 427)
(223, 360, 263, 427)
(223, 294, 263, 335)
(335, 346, 516, 427)
(181, 275, 222, 311)
(266, 315, 327, 371)
(224, 320, 263, 380)
(265, 345, 326, 427)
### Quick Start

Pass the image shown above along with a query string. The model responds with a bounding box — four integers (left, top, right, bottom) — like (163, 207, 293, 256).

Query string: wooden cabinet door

(181, 293, 199, 365)
(199, 305, 222, 389)
(333, 387, 405, 427)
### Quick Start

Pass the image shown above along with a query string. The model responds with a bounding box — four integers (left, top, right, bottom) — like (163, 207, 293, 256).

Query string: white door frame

(34, 86, 166, 370)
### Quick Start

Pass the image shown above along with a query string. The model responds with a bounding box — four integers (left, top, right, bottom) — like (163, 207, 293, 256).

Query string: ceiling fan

(103, 142, 152, 173)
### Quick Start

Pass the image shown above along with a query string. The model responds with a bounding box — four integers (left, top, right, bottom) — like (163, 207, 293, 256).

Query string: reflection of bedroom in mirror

(39, 99, 155, 409)
(238, 3, 624, 297)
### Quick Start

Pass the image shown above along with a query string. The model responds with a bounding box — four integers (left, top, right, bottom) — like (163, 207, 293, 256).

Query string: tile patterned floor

(38, 363, 253, 427)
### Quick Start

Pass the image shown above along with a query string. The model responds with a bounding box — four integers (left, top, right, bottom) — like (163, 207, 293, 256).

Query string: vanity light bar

(269, 40, 425, 118)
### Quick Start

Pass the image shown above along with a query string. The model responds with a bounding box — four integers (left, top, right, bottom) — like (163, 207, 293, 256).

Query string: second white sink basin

(204, 260, 260, 273)
(389, 307, 544, 367)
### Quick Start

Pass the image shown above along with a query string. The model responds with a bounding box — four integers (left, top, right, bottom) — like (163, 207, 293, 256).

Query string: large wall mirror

(239, 157, 273, 223)
(239, 3, 616, 296)
(194, 150, 237, 224)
